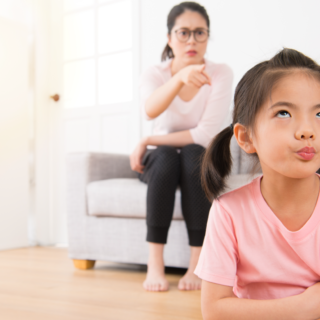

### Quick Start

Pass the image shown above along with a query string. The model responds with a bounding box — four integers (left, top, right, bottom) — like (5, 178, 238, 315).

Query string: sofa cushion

(87, 178, 183, 219)
(87, 174, 259, 219)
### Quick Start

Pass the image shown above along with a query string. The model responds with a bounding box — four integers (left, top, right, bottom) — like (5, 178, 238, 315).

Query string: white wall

(33, 0, 54, 245)
(0, 0, 53, 246)
(0, 14, 30, 250)
(140, 0, 320, 134)
(0, 0, 35, 247)
(0, 0, 33, 24)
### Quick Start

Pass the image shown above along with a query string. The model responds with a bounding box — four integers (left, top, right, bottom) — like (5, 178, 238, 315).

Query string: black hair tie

(230, 123, 233, 132)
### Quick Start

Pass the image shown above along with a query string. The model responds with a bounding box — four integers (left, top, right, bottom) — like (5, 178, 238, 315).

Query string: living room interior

(1, 0, 319, 319)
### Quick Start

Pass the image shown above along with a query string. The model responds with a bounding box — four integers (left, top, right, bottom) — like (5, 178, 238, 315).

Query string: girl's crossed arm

(202, 281, 320, 320)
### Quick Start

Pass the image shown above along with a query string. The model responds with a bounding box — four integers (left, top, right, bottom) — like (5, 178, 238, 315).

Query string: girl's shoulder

(215, 175, 261, 217)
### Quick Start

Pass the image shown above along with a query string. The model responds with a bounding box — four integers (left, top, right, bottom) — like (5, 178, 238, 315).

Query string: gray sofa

(67, 136, 260, 269)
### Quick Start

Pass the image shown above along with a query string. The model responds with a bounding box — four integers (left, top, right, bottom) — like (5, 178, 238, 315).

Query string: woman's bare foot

(143, 263, 169, 292)
(143, 243, 169, 292)
(178, 270, 202, 290)
(178, 246, 202, 291)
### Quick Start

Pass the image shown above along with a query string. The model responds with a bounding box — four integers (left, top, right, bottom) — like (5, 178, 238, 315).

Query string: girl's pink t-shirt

(139, 59, 233, 148)
(195, 176, 320, 300)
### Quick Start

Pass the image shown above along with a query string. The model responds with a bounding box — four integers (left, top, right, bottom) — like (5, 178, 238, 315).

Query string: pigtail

(161, 44, 174, 62)
(201, 125, 234, 201)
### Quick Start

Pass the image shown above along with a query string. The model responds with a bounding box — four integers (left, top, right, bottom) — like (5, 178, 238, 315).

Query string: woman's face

(168, 10, 209, 65)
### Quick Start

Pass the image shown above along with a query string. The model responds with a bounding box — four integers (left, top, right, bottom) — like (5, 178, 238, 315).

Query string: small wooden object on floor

(73, 259, 96, 270)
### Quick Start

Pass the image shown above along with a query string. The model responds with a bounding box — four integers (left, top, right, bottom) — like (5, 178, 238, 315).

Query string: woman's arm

(145, 72, 184, 119)
(202, 281, 319, 320)
(145, 64, 211, 119)
(189, 64, 233, 148)
(144, 130, 193, 147)
(131, 64, 211, 173)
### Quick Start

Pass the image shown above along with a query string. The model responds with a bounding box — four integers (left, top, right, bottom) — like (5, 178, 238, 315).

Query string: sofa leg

(73, 259, 96, 270)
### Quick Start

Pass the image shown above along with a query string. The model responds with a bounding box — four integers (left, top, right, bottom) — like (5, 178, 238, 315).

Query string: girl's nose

(295, 128, 315, 140)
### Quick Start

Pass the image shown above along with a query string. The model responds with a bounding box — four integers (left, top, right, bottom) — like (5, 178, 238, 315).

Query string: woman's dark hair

(201, 48, 320, 201)
(161, 2, 210, 61)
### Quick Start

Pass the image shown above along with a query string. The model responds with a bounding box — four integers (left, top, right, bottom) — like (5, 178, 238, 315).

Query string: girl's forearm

(145, 72, 183, 119)
(143, 130, 194, 148)
(205, 294, 311, 320)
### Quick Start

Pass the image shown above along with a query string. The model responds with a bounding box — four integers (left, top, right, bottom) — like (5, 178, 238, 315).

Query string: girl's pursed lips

(297, 146, 316, 153)
(296, 146, 316, 160)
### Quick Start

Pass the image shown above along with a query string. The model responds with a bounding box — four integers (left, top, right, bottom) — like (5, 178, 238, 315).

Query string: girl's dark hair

(161, 2, 210, 62)
(202, 48, 320, 201)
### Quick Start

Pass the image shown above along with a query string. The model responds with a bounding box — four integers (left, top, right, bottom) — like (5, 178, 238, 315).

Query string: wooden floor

(0, 247, 202, 320)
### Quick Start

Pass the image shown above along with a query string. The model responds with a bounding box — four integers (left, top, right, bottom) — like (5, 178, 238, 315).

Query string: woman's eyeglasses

(174, 28, 209, 43)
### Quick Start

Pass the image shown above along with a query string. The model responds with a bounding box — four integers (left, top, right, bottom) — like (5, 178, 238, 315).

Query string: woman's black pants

(138, 144, 211, 247)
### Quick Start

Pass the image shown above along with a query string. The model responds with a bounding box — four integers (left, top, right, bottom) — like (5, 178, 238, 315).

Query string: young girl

(195, 48, 320, 319)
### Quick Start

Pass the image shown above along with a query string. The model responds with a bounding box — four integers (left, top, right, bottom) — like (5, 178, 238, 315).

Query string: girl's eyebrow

(269, 101, 296, 110)
(269, 101, 320, 110)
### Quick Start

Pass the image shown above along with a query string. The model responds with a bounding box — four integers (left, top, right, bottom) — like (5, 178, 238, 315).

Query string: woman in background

(130, 2, 233, 292)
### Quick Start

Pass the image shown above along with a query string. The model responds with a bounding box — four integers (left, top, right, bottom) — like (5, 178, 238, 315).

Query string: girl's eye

(276, 110, 291, 118)
(316, 112, 320, 118)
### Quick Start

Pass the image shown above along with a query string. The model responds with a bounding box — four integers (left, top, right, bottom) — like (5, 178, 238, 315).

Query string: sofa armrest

(66, 152, 137, 220)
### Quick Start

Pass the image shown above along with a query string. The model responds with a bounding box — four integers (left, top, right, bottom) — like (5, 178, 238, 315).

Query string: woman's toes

(143, 273, 169, 292)
(178, 272, 201, 291)
(178, 280, 186, 290)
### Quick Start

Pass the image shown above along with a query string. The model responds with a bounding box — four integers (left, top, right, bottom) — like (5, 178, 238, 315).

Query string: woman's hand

(130, 138, 148, 174)
(178, 64, 211, 88)
(144, 64, 211, 119)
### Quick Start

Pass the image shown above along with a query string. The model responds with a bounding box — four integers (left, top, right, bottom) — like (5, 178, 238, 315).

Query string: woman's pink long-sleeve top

(139, 58, 234, 148)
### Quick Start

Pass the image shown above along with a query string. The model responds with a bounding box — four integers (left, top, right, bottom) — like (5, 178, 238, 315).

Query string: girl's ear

(234, 123, 256, 154)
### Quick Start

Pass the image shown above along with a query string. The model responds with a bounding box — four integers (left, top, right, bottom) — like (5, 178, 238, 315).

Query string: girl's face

(249, 72, 320, 179)
(167, 10, 209, 65)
